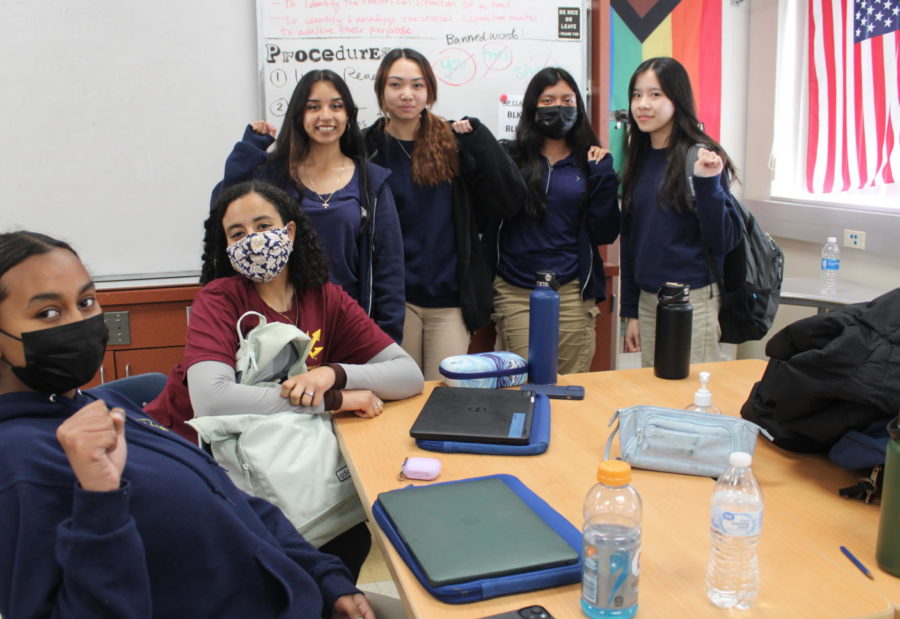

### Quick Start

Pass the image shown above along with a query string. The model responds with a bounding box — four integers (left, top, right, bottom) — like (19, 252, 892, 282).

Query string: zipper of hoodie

(366, 193, 377, 317)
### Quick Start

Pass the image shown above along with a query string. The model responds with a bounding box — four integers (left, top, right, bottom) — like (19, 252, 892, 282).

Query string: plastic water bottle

(706, 452, 763, 609)
(820, 236, 840, 295)
(528, 270, 560, 385)
(581, 460, 642, 618)
(654, 282, 692, 380)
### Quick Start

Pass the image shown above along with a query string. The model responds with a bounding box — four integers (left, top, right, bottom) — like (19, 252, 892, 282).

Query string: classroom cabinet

(85, 285, 201, 389)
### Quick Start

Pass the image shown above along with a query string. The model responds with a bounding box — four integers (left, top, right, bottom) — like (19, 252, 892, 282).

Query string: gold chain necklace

(303, 159, 346, 208)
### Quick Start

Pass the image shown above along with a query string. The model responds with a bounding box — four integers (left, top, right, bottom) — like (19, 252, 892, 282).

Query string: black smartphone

(479, 604, 555, 619)
(520, 384, 585, 400)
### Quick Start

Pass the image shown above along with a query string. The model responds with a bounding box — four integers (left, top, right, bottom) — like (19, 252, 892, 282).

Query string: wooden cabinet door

(114, 347, 185, 379)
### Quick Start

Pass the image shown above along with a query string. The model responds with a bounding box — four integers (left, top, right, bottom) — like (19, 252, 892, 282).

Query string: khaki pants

(402, 303, 471, 381)
(492, 277, 599, 375)
(638, 284, 723, 368)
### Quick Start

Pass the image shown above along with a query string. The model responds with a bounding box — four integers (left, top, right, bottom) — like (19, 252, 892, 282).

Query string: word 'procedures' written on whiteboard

(258, 0, 587, 136)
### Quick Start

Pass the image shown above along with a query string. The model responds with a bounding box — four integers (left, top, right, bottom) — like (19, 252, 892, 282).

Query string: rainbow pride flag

(607, 0, 722, 168)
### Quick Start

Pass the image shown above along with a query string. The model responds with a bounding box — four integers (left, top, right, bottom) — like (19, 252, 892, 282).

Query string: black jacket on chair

(741, 287, 900, 452)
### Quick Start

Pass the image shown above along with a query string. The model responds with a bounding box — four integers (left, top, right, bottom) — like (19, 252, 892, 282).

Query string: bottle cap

(729, 452, 752, 467)
(827, 236, 837, 243)
(693, 371, 712, 407)
(535, 270, 560, 290)
(657, 282, 690, 304)
(889, 409, 900, 440)
(597, 460, 631, 485)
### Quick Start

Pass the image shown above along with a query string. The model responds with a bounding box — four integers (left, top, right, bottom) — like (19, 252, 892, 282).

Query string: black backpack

(686, 145, 785, 344)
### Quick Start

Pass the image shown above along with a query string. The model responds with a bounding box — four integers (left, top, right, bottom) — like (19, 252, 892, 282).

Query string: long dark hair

(510, 67, 599, 218)
(0, 231, 77, 303)
(621, 57, 735, 216)
(269, 70, 368, 188)
(373, 48, 459, 186)
(201, 181, 330, 291)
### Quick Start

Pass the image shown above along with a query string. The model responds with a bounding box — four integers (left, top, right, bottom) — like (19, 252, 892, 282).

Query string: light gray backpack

(188, 311, 364, 547)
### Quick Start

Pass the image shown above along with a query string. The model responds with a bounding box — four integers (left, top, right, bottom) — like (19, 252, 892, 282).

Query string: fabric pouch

(604, 405, 773, 477)
(439, 351, 528, 388)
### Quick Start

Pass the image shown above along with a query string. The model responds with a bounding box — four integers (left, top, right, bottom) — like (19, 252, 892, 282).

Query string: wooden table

(336, 360, 895, 618)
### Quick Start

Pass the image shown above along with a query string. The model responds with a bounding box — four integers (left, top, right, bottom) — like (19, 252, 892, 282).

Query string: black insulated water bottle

(654, 282, 692, 380)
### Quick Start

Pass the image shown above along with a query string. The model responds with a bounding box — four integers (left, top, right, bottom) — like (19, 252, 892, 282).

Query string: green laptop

(377, 477, 579, 587)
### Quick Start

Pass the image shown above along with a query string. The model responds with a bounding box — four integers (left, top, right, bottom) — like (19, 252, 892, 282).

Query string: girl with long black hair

(488, 67, 620, 373)
(213, 70, 405, 342)
(620, 56, 741, 366)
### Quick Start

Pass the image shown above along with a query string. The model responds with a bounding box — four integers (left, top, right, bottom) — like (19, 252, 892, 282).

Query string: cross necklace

(302, 159, 346, 208)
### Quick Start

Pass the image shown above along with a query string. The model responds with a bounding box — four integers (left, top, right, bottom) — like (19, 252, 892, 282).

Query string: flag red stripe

(853, 31, 868, 188)
(822, 0, 838, 192)
(807, 0, 821, 192)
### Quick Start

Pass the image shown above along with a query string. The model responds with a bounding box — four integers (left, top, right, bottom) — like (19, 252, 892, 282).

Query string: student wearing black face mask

(0, 231, 377, 618)
(484, 67, 621, 374)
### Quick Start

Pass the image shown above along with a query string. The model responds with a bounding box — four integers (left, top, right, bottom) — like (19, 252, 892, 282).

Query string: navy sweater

(497, 154, 620, 293)
(381, 137, 458, 307)
(0, 389, 358, 618)
(620, 147, 741, 318)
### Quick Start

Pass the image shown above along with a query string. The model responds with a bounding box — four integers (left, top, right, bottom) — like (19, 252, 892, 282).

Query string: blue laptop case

(415, 393, 551, 455)
(372, 474, 582, 604)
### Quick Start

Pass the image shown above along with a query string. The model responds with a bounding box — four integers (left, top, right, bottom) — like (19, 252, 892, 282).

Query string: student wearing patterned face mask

(146, 180, 423, 580)
(0, 230, 382, 619)
(483, 67, 621, 374)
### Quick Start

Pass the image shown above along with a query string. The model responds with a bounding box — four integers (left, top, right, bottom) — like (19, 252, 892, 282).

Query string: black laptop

(377, 477, 579, 587)
(409, 386, 535, 445)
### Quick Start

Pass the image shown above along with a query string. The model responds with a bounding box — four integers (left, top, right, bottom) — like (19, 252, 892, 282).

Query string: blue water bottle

(528, 270, 560, 385)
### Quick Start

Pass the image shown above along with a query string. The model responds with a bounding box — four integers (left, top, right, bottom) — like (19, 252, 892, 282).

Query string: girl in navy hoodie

(213, 70, 405, 342)
(488, 67, 620, 374)
(0, 231, 375, 619)
(620, 57, 741, 367)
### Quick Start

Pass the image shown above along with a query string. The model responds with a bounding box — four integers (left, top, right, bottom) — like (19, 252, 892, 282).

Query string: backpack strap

(236, 311, 266, 372)
(686, 143, 727, 299)
(602, 409, 622, 461)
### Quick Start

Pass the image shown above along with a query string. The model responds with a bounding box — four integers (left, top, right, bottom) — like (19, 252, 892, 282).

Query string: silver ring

(304, 391, 314, 397)
(375, 401, 383, 408)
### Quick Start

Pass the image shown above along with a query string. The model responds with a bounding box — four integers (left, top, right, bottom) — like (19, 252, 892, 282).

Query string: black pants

(319, 521, 372, 582)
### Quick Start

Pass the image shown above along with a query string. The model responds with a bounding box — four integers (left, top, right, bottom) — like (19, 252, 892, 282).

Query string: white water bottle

(820, 236, 840, 295)
(581, 461, 642, 618)
(706, 452, 763, 609)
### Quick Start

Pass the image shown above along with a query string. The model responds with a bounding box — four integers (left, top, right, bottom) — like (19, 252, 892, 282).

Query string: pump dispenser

(685, 371, 720, 414)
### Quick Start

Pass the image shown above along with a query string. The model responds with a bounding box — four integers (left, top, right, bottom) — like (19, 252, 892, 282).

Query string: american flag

(807, 0, 899, 193)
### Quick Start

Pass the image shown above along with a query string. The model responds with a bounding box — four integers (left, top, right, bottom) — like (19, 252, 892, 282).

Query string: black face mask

(0, 314, 108, 394)
(535, 105, 578, 139)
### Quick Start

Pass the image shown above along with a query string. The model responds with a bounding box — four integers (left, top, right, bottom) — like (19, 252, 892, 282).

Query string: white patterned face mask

(226, 227, 294, 283)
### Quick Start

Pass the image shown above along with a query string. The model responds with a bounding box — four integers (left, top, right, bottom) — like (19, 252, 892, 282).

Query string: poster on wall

(257, 0, 588, 137)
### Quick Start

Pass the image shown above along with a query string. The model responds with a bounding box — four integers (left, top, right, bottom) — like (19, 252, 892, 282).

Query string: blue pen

(840, 545, 874, 579)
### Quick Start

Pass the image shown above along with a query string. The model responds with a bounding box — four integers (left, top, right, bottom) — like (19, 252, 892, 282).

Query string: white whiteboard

(258, 0, 589, 138)
(0, 1, 259, 282)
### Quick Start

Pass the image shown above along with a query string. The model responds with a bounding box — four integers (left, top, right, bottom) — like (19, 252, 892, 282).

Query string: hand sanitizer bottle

(685, 371, 720, 414)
